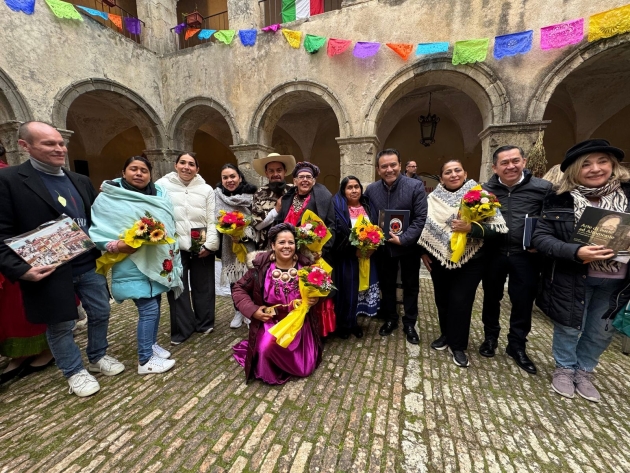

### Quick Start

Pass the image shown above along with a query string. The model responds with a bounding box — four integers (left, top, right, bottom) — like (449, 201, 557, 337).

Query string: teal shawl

(90, 179, 183, 298)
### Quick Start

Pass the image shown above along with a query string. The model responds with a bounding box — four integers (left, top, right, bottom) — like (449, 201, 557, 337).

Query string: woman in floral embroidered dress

(331, 176, 380, 339)
(231, 223, 323, 384)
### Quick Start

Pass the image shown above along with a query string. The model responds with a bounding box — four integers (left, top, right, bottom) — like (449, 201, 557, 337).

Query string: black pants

(377, 247, 421, 327)
(428, 254, 484, 351)
(167, 250, 216, 343)
(481, 252, 540, 349)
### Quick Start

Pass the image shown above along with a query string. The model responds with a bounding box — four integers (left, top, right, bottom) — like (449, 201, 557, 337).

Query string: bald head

(18, 121, 67, 167)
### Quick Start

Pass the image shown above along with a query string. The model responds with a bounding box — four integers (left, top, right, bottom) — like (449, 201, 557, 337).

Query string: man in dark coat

(480, 145, 552, 374)
(365, 149, 427, 344)
(0, 121, 124, 397)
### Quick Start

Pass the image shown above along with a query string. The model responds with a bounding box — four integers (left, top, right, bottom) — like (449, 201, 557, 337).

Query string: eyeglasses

(296, 175, 314, 181)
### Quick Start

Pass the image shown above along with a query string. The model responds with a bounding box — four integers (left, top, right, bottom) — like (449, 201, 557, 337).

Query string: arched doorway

(168, 98, 238, 186)
(532, 40, 630, 166)
(0, 67, 32, 166)
(52, 79, 165, 187)
(365, 58, 509, 183)
(250, 81, 350, 193)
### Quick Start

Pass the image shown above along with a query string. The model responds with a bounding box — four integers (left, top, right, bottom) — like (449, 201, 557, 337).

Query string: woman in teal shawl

(90, 156, 183, 375)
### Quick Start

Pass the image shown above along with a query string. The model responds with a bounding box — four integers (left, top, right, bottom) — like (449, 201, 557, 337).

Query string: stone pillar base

(336, 136, 380, 186)
(144, 148, 179, 180)
(230, 143, 275, 187)
(478, 121, 551, 182)
(0, 121, 27, 166)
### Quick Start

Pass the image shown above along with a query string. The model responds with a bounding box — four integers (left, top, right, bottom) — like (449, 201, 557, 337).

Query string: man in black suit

(0, 121, 124, 396)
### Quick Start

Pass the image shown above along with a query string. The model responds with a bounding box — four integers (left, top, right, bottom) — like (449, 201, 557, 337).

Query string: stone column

(57, 128, 74, 169)
(336, 136, 380, 186)
(135, 0, 178, 55)
(230, 143, 275, 187)
(0, 121, 27, 166)
(478, 121, 551, 182)
(144, 148, 179, 180)
(226, 0, 264, 30)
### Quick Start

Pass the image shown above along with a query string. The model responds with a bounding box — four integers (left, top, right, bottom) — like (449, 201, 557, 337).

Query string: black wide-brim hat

(560, 139, 625, 171)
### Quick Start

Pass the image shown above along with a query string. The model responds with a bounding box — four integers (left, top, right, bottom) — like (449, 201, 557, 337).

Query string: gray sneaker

(551, 367, 575, 399)
(575, 369, 601, 403)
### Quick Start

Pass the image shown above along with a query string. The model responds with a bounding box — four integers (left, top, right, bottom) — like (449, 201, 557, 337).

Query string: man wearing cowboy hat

(251, 152, 296, 250)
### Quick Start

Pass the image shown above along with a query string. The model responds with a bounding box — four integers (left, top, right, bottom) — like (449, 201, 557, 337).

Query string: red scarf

(285, 194, 311, 226)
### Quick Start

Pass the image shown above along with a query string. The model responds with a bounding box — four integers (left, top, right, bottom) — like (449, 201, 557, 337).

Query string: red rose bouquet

(216, 210, 251, 263)
(268, 265, 336, 348)
(295, 209, 333, 273)
(189, 227, 207, 254)
(451, 185, 501, 263)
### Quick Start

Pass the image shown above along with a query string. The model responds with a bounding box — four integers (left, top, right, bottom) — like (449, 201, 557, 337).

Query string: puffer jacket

(156, 172, 219, 252)
(532, 183, 630, 330)
(483, 170, 551, 256)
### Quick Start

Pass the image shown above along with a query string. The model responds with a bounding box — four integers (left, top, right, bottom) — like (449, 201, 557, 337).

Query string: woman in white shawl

(215, 164, 257, 328)
(418, 160, 507, 368)
(90, 156, 183, 375)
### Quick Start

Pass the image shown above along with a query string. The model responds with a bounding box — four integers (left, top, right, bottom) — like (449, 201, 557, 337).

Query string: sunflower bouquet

(96, 211, 175, 275)
(268, 265, 336, 348)
(450, 185, 501, 263)
(216, 210, 251, 263)
(349, 214, 385, 290)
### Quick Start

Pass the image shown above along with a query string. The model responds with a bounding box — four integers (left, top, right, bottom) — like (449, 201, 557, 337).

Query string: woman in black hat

(532, 139, 629, 403)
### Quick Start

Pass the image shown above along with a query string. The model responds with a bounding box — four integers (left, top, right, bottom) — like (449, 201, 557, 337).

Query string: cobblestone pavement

(1, 279, 630, 472)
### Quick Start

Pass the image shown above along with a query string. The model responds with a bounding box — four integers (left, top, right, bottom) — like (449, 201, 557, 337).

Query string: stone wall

(1, 0, 629, 185)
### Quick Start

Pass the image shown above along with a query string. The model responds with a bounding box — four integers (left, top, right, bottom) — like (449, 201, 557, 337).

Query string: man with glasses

(405, 161, 422, 180)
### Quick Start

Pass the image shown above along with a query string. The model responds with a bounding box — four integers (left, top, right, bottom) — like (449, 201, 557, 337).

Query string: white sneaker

(203, 327, 214, 334)
(68, 369, 100, 397)
(152, 344, 171, 359)
(243, 317, 250, 326)
(138, 355, 176, 375)
(88, 355, 125, 376)
(230, 311, 244, 329)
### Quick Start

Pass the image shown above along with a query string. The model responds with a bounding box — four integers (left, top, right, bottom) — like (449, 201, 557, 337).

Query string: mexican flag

(282, 0, 324, 23)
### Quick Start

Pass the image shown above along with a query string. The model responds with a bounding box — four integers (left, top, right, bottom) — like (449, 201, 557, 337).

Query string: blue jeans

(133, 295, 161, 365)
(552, 277, 624, 372)
(46, 268, 111, 378)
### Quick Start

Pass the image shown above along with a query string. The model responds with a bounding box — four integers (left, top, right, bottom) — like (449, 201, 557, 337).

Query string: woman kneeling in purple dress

(232, 223, 323, 384)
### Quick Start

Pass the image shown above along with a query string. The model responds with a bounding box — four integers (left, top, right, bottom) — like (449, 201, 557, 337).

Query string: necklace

(271, 263, 299, 296)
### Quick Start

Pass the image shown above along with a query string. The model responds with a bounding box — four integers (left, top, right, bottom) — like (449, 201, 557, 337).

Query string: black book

(378, 210, 410, 240)
(523, 215, 539, 250)
(570, 207, 630, 263)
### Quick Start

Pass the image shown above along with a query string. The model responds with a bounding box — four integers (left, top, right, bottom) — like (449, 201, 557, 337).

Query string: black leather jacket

(483, 170, 551, 256)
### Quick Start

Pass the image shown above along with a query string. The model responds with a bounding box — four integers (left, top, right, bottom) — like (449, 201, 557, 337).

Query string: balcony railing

(259, 0, 342, 27)
(74, 0, 144, 44)
(171, 11, 230, 50)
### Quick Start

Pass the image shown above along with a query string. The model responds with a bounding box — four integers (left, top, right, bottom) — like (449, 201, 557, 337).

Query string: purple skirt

(233, 317, 320, 385)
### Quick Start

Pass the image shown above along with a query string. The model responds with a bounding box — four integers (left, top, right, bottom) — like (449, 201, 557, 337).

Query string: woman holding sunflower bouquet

(331, 176, 381, 339)
(90, 156, 183, 375)
(418, 160, 507, 368)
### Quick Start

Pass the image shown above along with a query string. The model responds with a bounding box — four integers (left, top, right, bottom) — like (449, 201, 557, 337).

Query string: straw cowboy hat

(253, 153, 296, 177)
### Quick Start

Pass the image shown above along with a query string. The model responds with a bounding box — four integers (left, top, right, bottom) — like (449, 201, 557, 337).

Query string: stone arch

(0, 67, 32, 123)
(167, 96, 241, 151)
(52, 78, 166, 149)
(527, 34, 630, 122)
(248, 80, 352, 146)
(363, 57, 510, 137)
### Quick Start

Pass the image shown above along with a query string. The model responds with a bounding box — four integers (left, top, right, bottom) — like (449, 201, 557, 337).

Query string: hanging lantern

(418, 93, 440, 147)
(185, 11, 203, 29)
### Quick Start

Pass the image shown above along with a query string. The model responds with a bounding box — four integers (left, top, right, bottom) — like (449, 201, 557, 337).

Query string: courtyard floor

(1, 279, 630, 472)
